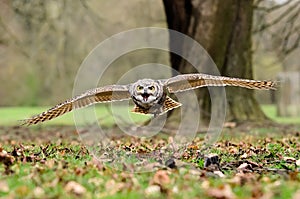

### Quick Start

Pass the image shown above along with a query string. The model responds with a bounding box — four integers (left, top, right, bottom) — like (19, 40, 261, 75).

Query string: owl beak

(141, 93, 150, 101)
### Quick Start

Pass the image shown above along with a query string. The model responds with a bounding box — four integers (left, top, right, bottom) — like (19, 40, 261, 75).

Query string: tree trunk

(163, 0, 267, 124)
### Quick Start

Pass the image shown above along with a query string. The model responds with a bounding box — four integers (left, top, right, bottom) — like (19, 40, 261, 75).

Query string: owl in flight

(22, 73, 275, 125)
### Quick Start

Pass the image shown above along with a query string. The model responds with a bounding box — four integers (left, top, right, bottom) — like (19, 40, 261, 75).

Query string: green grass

(261, 105, 300, 124)
(0, 104, 300, 126)
(0, 132, 299, 199)
(0, 105, 299, 198)
(0, 105, 150, 126)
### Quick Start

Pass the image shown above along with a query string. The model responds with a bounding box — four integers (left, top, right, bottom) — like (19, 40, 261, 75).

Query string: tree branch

(0, 15, 29, 57)
(254, 0, 294, 12)
(253, 1, 299, 33)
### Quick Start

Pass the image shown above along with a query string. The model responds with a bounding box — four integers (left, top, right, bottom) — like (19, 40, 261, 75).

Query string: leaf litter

(0, 126, 299, 198)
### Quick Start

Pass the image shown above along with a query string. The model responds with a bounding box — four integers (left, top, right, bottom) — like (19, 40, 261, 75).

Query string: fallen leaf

(88, 178, 104, 186)
(246, 160, 261, 168)
(91, 156, 104, 171)
(0, 181, 9, 192)
(283, 157, 296, 162)
(237, 163, 252, 172)
(201, 180, 210, 189)
(48, 178, 59, 188)
(151, 170, 171, 187)
(188, 145, 199, 150)
(145, 185, 161, 196)
(172, 185, 179, 194)
(45, 159, 55, 169)
(140, 162, 163, 171)
(0, 150, 15, 166)
(292, 190, 300, 199)
(105, 179, 125, 195)
(223, 122, 237, 128)
(65, 181, 86, 195)
(289, 171, 299, 181)
(189, 168, 201, 176)
(229, 147, 238, 154)
(261, 192, 273, 199)
(15, 185, 29, 197)
(33, 187, 45, 197)
(251, 186, 263, 199)
(228, 173, 255, 186)
(205, 184, 236, 199)
(213, 170, 225, 178)
(241, 153, 248, 159)
(74, 167, 85, 176)
(261, 176, 271, 183)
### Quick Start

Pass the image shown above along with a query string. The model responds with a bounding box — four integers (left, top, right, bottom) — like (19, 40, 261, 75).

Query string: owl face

(130, 79, 163, 106)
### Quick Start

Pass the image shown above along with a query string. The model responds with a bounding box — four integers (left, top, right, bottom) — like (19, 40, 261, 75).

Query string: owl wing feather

(163, 73, 276, 93)
(22, 85, 131, 125)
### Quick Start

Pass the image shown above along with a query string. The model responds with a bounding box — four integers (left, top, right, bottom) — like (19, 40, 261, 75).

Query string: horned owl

(22, 73, 275, 125)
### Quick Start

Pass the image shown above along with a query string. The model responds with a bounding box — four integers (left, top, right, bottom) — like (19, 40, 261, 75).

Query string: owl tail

(131, 96, 182, 115)
(163, 96, 182, 112)
(131, 106, 149, 115)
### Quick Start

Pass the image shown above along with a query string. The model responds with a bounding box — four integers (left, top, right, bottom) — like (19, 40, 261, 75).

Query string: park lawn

(0, 105, 300, 126)
(0, 105, 299, 198)
(0, 128, 299, 199)
(261, 105, 300, 124)
(0, 105, 150, 126)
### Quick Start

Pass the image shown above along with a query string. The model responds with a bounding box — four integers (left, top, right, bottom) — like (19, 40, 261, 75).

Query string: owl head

(129, 79, 163, 104)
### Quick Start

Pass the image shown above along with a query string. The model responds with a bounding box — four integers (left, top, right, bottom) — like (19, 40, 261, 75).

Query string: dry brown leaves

(0, 126, 299, 198)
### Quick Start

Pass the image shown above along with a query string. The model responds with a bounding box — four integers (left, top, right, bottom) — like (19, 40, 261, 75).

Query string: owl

(22, 73, 276, 125)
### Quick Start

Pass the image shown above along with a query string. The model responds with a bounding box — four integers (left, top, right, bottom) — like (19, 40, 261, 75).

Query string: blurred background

(0, 0, 299, 125)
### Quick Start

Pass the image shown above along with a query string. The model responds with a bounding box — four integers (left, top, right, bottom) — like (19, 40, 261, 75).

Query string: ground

(0, 123, 299, 199)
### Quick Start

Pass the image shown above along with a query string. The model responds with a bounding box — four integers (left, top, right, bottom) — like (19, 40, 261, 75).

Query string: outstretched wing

(163, 73, 276, 93)
(22, 85, 131, 125)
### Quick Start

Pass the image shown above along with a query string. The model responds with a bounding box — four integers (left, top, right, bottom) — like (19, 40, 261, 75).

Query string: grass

(0, 130, 299, 199)
(0, 104, 299, 126)
(0, 105, 299, 198)
(262, 105, 300, 124)
(0, 105, 150, 126)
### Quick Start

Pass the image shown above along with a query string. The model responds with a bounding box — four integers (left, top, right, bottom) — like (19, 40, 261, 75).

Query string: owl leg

(149, 104, 164, 116)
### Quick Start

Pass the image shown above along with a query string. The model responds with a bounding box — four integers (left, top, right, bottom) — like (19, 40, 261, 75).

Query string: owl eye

(148, 86, 155, 91)
(137, 86, 144, 91)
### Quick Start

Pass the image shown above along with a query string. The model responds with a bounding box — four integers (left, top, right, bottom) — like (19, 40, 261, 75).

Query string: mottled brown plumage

(22, 73, 276, 125)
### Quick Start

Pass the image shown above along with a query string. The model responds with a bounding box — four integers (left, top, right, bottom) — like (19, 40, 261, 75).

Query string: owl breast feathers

(22, 73, 276, 125)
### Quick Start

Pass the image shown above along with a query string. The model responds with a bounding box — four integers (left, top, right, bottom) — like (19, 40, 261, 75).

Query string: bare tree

(253, 0, 300, 66)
